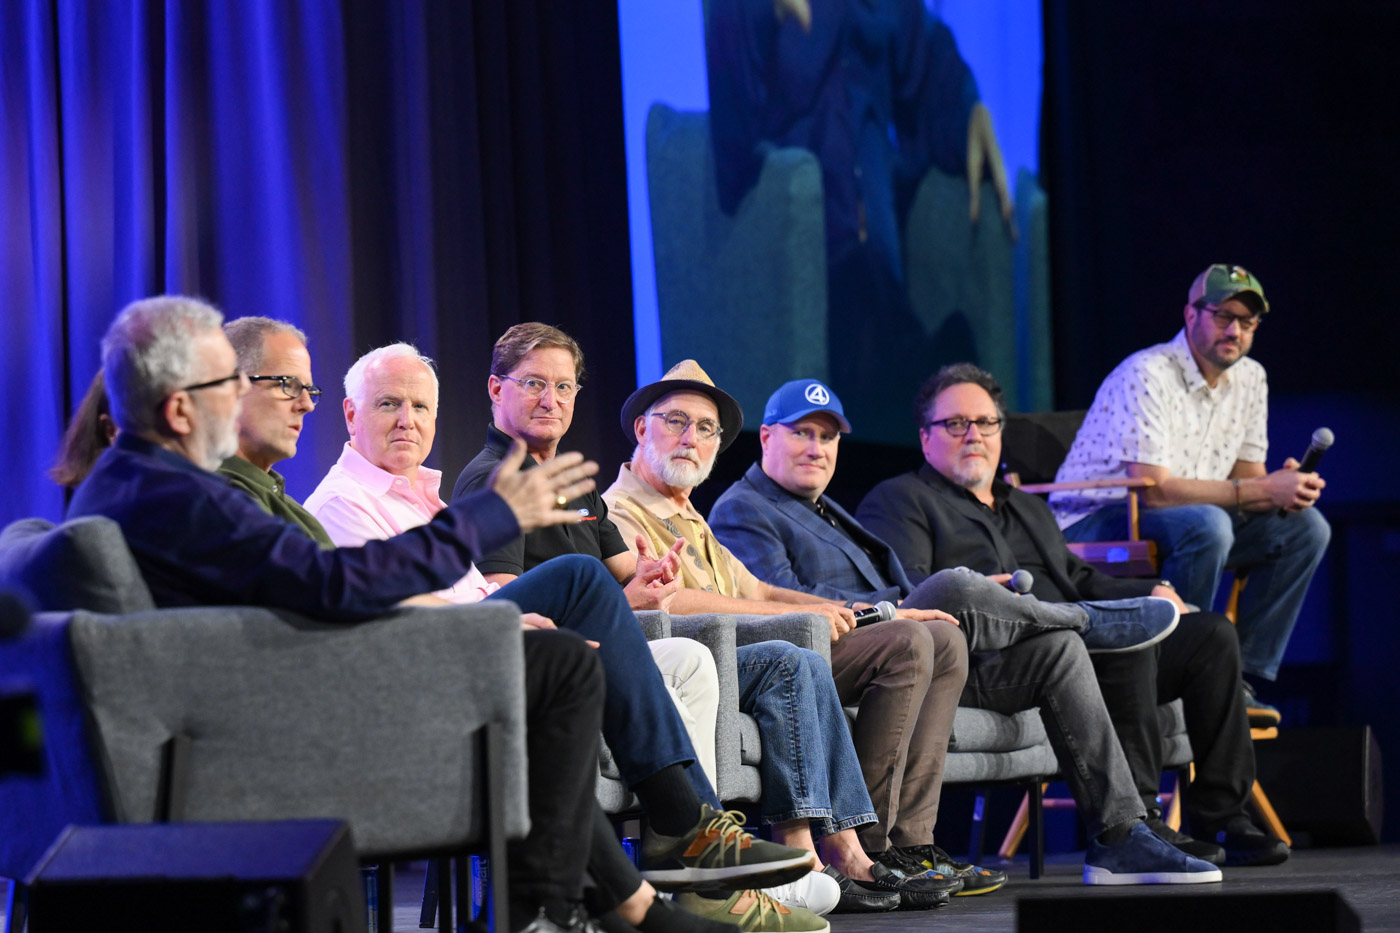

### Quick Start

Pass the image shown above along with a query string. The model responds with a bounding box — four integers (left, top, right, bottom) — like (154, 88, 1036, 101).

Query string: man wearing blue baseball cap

(709, 378, 1228, 887)
(1050, 264, 1331, 725)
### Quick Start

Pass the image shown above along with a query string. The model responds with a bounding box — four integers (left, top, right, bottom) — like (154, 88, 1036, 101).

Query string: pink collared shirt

(304, 443, 499, 604)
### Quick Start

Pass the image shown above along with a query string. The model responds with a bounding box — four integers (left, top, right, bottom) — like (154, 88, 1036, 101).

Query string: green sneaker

(675, 890, 830, 932)
(641, 805, 816, 892)
(891, 844, 1008, 895)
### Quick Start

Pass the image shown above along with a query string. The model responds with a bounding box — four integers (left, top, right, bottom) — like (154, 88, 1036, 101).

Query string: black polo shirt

(452, 423, 628, 575)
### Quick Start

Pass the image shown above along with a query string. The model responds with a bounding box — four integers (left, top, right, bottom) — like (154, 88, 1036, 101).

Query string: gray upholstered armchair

(0, 516, 529, 933)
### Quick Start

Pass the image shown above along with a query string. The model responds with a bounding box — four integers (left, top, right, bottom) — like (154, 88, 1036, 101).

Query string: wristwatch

(1157, 580, 1175, 591)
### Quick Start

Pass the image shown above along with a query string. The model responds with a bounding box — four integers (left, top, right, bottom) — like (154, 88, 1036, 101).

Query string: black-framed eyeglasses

(249, 374, 323, 402)
(925, 416, 1003, 437)
(651, 410, 722, 441)
(1195, 303, 1261, 333)
(496, 374, 581, 401)
(180, 371, 243, 393)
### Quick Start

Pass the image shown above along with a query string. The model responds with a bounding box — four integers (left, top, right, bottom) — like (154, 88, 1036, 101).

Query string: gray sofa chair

(0, 516, 529, 933)
(595, 609, 832, 813)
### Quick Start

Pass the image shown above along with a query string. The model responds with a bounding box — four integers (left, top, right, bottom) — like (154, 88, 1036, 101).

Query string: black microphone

(1278, 427, 1334, 517)
(853, 600, 897, 627)
(1007, 569, 1034, 594)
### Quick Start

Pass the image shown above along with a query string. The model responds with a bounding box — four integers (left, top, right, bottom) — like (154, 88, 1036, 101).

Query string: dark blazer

(710, 463, 908, 605)
(856, 463, 1154, 602)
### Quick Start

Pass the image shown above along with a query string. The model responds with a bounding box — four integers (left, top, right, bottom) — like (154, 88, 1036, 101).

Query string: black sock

(1097, 820, 1135, 846)
(633, 765, 705, 836)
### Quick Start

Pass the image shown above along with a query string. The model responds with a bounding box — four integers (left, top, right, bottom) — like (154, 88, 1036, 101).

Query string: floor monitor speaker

(26, 819, 365, 933)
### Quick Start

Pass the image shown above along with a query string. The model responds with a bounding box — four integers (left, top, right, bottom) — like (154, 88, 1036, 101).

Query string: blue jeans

(491, 555, 720, 808)
(1063, 504, 1331, 680)
(736, 640, 876, 836)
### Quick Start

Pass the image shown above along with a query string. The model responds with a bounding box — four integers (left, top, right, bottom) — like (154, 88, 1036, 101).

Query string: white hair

(102, 295, 225, 435)
(343, 343, 439, 406)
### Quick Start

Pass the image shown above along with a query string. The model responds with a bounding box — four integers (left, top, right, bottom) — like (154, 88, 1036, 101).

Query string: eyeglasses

(249, 374, 323, 402)
(497, 374, 581, 401)
(1196, 304, 1261, 332)
(180, 371, 243, 393)
(925, 416, 1003, 437)
(651, 411, 722, 441)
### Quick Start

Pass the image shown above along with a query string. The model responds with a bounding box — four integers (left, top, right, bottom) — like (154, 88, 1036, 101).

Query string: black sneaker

(1242, 681, 1282, 728)
(640, 805, 816, 892)
(820, 866, 900, 913)
(1143, 811, 1225, 865)
(889, 844, 1008, 895)
(867, 849, 960, 909)
(1215, 817, 1290, 867)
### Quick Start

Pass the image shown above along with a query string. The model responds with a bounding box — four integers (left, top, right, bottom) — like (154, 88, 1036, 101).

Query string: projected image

(621, 0, 1050, 445)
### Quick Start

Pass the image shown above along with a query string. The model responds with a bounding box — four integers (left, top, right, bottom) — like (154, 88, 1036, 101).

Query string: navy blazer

(709, 463, 909, 605)
(856, 463, 1155, 603)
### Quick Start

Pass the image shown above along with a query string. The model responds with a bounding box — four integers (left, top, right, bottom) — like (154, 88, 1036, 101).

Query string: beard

(1188, 319, 1247, 372)
(643, 437, 714, 490)
(949, 444, 994, 491)
(198, 405, 242, 471)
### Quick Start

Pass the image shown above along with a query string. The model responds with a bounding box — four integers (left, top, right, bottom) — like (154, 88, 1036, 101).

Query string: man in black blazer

(858, 363, 1288, 868)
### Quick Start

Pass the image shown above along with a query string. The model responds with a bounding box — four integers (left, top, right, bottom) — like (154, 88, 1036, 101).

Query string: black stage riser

(1019, 890, 1360, 933)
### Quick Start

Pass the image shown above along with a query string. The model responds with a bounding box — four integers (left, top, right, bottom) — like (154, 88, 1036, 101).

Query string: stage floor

(5, 844, 1394, 931)
(394, 844, 1400, 932)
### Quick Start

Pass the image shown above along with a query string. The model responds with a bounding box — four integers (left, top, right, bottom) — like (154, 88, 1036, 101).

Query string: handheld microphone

(1007, 569, 1034, 594)
(1278, 427, 1334, 517)
(853, 600, 897, 627)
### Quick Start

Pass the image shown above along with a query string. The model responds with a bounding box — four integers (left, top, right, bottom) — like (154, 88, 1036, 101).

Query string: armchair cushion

(0, 517, 155, 614)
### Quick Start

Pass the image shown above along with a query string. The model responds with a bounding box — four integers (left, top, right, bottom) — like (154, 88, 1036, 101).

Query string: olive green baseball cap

(1188, 264, 1269, 314)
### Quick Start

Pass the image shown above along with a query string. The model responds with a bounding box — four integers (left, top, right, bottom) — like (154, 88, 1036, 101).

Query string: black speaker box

(25, 820, 366, 933)
(1019, 890, 1360, 932)
(1253, 725, 1383, 845)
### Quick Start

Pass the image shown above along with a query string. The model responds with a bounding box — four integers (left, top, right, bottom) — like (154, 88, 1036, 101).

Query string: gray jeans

(903, 567, 1090, 652)
(904, 570, 1143, 838)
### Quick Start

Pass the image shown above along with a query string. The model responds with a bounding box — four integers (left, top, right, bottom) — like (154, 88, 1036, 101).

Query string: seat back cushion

(0, 517, 156, 614)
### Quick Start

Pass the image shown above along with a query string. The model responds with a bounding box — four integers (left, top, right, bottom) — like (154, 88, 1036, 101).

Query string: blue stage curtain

(0, 1, 634, 527)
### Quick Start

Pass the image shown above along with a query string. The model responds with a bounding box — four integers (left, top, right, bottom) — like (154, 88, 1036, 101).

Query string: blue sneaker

(1078, 597, 1179, 654)
(1084, 821, 1223, 885)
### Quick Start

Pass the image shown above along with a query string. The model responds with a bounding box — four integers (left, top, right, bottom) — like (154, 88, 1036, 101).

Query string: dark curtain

(0, 0, 635, 526)
(1042, 0, 1400, 408)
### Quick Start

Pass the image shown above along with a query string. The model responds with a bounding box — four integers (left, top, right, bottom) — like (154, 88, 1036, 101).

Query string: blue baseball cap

(762, 379, 852, 433)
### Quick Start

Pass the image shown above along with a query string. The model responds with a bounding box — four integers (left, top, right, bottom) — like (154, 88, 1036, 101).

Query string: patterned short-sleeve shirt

(1049, 328, 1268, 529)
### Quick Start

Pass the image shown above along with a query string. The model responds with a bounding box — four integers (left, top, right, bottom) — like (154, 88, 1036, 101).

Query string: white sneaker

(763, 868, 841, 916)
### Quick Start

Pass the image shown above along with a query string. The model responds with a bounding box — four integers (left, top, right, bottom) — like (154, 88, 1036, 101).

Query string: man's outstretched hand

(488, 439, 598, 533)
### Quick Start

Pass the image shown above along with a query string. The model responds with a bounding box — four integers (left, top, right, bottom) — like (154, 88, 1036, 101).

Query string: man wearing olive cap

(1052, 264, 1331, 723)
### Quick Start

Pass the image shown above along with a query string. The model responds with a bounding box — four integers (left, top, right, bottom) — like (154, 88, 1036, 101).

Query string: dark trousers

(1091, 611, 1254, 835)
(516, 629, 606, 902)
(491, 555, 717, 808)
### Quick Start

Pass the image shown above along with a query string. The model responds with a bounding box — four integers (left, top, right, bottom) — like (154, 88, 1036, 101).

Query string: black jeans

(515, 629, 606, 902)
(1091, 611, 1254, 835)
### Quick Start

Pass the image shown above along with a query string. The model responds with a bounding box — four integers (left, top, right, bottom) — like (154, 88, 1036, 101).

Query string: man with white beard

(603, 361, 973, 916)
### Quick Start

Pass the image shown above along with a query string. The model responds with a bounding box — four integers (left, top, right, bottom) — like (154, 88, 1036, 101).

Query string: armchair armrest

(667, 614, 742, 800)
(732, 613, 831, 666)
(1017, 477, 1157, 542)
(633, 610, 672, 641)
(1016, 477, 1157, 495)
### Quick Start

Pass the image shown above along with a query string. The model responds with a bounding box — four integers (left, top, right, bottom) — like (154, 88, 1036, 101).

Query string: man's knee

(525, 628, 604, 694)
(915, 566, 988, 610)
(1287, 507, 1331, 556)
(650, 637, 719, 687)
(1158, 504, 1234, 561)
